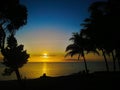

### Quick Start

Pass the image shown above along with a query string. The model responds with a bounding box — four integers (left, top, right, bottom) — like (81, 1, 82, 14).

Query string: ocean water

(0, 61, 117, 81)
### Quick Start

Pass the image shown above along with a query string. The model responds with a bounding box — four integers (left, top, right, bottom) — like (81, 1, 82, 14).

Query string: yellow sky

(0, 0, 113, 63)
(16, 28, 71, 57)
(27, 52, 110, 62)
(0, 51, 112, 62)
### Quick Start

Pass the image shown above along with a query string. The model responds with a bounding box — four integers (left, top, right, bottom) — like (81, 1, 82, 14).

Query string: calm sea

(0, 61, 117, 81)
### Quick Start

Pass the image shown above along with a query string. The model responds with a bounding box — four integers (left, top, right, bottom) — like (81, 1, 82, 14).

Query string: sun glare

(43, 53, 48, 58)
(43, 53, 47, 56)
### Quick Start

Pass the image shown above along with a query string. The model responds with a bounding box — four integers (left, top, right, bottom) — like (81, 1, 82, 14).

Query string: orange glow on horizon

(27, 52, 108, 63)
(28, 55, 65, 62)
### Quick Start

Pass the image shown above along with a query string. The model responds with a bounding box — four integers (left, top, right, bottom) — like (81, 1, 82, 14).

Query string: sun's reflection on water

(42, 63, 47, 74)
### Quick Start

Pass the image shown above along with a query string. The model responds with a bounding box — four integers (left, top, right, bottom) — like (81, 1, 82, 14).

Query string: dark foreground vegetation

(0, 0, 120, 90)
(0, 71, 120, 90)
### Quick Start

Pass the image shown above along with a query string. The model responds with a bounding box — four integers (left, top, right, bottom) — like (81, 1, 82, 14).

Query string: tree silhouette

(115, 49, 120, 70)
(81, 6, 110, 71)
(108, 0, 120, 71)
(90, 0, 120, 71)
(89, 0, 113, 72)
(2, 34, 29, 82)
(0, 0, 27, 49)
(80, 0, 120, 72)
(0, 0, 28, 82)
(65, 32, 99, 73)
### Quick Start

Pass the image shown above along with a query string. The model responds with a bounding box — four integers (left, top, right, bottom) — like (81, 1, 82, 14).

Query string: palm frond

(86, 49, 99, 55)
(65, 50, 79, 58)
(65, 44, 78, 52)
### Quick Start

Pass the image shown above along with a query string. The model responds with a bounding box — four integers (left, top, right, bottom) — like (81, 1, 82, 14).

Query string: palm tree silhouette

(80, 1, 112, 71)
(107, 0, 120, 71)
(115, 49, 120, 70)
(2, 34, 29, 82)
(88, 0, 120, 71)
(65, 32, 99, 73)
(65, 32, 88, 73)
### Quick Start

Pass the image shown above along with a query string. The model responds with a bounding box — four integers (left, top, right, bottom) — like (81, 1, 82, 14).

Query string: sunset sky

(5, 0, 107, 62)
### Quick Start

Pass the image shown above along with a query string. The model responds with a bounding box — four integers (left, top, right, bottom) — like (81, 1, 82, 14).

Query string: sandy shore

(0, 71, 120, 90)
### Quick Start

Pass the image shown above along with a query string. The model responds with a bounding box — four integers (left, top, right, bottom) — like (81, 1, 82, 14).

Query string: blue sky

(15, 0, 107, 61)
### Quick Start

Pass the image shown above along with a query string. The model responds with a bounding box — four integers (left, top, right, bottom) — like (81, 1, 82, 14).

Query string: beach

(0, 71, 120, 90)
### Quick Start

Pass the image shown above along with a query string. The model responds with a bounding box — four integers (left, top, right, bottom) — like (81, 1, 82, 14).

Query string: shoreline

(0, 71, 120, 90)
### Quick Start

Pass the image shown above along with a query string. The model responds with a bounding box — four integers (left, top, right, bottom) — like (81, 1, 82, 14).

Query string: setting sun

(43, 53, 48, 58)
(43, 53, 47, 56)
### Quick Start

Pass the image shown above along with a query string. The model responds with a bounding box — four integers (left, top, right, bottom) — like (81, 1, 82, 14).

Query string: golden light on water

(42, 63, 47, 74)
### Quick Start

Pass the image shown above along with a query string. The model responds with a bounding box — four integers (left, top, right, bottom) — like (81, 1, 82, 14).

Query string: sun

(43, 53, 48, 58)
(43, 53, 47, 56)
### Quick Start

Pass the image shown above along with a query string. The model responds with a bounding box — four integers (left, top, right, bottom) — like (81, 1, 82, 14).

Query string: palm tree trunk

(111, 51, 116, 71)
(101, 49, 109, 71)
(118, 59, 120, 71)
(15, 69, 26, 87)
(115, 49, 120, 71)
(15, 68, 22, 84)
(78, 54, 80, 60)
(0, 27, 6, 58)
(82, 55, 88, 73)
(0, 26, 6, 49)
